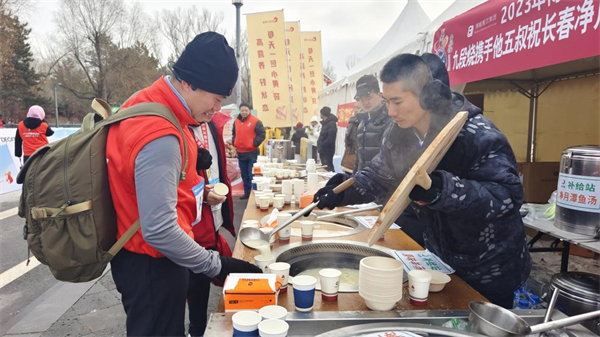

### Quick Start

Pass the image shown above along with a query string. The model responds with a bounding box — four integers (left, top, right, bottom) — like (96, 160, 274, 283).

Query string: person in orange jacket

(106, 32, 261, 337)
(15, 105, 54, 163)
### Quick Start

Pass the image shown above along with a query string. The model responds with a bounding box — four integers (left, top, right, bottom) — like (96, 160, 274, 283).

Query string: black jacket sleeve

(45, 123, 54, 137)
(253, 120, 266, 147)
(14, 129, 22, 158)
(231, 122, 236, 145)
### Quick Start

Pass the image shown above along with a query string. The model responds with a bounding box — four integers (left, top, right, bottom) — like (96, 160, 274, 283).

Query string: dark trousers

(238, 154, 257, 196)
(320, 152, 334, 172)
(111, 249, 189, 337)
(187, 271, 212, 336)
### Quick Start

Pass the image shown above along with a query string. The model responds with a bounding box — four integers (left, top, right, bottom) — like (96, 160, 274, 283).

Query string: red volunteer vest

(18, 121, 49, 156)
(106, 77, 201, 257)
(233, 114, 259, 153)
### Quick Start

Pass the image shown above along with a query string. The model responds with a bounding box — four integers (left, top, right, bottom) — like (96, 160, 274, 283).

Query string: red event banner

(337, 102, 357, 127)
(432, 0, 600, 85)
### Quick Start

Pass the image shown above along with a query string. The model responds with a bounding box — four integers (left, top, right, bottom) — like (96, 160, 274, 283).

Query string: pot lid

(551, 272, 600, 302)
(563, 146, 600, 159)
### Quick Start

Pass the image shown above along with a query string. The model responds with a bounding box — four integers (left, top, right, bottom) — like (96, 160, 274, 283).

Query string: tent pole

(526, 82, 538, 163)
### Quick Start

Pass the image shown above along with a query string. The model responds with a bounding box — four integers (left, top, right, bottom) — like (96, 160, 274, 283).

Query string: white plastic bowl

(363, 298, 398, 311)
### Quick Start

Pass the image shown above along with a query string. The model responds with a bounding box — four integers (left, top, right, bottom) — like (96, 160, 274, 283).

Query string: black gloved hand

(312, 173, 347, 210)
(217, 256, 262, 282)
(196, 147, 213, 171)
(409, 172, 443, 205)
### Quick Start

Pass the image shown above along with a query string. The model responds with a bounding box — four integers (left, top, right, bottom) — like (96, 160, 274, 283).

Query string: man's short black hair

(380, 54, 432, 97)
(240, 102, 252, 110)
(320, 106, 331, 117)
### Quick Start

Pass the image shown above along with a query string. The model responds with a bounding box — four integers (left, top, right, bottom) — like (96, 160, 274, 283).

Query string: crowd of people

(11, 30, 531, 337)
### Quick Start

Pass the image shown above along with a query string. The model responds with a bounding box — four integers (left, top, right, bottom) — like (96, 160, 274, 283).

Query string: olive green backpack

(17, 99, 188, 282)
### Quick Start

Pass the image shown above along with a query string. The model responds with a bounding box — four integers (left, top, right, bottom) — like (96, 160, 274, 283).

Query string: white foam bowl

(360, 256, 403, 273)
(427, 270, 451, 292)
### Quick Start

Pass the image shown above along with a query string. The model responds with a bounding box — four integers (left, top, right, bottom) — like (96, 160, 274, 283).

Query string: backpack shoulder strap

(106, 102, 189, 182)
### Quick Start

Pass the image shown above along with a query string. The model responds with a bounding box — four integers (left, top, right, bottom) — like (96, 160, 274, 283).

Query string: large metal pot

(549, 272, 600, 335)
(266, 139, 294, 163)
(555, 145, 600, 237)
(468, 301, 600, 336)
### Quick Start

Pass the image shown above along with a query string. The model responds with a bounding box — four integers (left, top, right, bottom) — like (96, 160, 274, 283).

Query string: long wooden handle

(415, 168, 432, 190)
(333, 178, 355, 194)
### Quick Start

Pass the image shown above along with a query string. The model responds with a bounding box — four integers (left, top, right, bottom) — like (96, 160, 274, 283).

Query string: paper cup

(212, 182, 229, 196)
(319, 268, 341, 301)
(282, 180, 293, 204)
(254, 254, 275, 273)
(300, 220, 314, 241)
(254, 192, 264, 209)
(408, 270, 432, 306)
(258, 318, 289, 337)
(307, 172, 319, 192)
(292, 275, 317, 312)
(232, 311, 261, 336)
(268, 262, 291, 293)
(242, 220, 260, 229)
(259, 196, 270, 212)
(258, 305, 287, 321)
(276, 213, 293, 241)
(273, 197, 285, 210)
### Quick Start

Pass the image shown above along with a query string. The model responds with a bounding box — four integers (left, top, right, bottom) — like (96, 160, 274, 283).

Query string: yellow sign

(246, 10, 292, 128)
(301, 31, 323, 119)
(285, 21, 303, 125)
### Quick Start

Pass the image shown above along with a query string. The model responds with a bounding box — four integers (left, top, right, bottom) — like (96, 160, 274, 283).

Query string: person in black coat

(314, 54, 531, 309)
(316, 107, 338, 171)
(291, 122, 308, 155)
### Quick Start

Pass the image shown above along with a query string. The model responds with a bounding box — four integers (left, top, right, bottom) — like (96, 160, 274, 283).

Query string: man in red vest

(232, 102, 265, 199)
(15, 105, 54, 163)
(106, 32, 261, 337)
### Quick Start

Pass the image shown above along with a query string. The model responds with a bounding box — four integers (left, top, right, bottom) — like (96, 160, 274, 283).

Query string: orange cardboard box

(223, 273, 282, 311)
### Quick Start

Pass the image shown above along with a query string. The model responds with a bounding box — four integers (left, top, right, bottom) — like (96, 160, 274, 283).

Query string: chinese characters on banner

(247, 10, 292, 127)
(285, 21, 304, 125)
(432, 0, 600, 85)
(337, 102, 357, 127)
(301, 31, 324, 119)
(557, 173, 600, 213)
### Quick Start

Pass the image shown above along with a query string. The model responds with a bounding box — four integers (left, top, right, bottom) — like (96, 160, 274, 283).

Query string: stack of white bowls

(359, 256, 404, 311)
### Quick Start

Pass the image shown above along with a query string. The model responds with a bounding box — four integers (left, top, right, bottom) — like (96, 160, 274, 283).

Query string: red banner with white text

(432, 0, 600, 85)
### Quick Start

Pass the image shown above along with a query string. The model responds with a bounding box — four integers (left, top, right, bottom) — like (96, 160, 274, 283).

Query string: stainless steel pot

(468, 301, 600, 336)
(555, 145, 600, 237)
(549, 272, 600, 335)
(266, 139, 294, 163)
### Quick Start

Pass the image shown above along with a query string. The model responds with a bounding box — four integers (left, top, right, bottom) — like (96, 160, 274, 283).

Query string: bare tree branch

(345, 54, 360, 71)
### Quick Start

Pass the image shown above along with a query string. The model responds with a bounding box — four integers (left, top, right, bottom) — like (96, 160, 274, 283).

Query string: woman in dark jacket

(316, 107, 338, 171)
(291, 122, 308, 155)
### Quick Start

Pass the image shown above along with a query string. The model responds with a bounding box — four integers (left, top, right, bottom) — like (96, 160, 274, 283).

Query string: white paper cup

(300, 220, 314, 241)
(254, 254, 275, 273)
(276, 213, 293, 241)
(273, 197, 285, 210)
(292, 179, 304, 199)
(232, 311, 262, 336)
(281, 180, 293, 204)
(259, 196, 270, 212)
(258, 305, 288, 321)
(307, 172, 319, 192)
(408, 270, 432, 306)
(254, 192, 264, 209)
(268, 262, 291, 293)
(258, 318, 289, 337)
(292, 275, 317, 312)
(319, 268, 341, 301)
(257, 181, 266, 191)
(212, 182, 229, 196)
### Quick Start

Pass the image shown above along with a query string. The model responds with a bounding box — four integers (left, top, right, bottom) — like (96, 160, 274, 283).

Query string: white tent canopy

(320, 0, 486, 112)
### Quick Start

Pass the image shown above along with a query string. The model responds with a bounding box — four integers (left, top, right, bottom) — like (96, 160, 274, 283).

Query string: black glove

(216, 256, 262, 282)
(196, 147, 213, 171)
(409, 172, 443, 204)
(312, 174, 347, 210)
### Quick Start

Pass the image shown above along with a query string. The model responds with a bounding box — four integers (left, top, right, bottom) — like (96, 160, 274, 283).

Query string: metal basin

(260, 212, 367, 238)
(205, 309, 595, 337)
(272, 240, 403, 292)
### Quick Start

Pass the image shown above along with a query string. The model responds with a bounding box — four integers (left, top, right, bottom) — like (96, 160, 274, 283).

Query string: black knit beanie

(173, 32, 239, 96)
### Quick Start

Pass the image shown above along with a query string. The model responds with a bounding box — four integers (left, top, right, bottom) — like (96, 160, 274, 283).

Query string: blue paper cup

(292, 275, 317, 312)
(232, 311, 262, 336)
